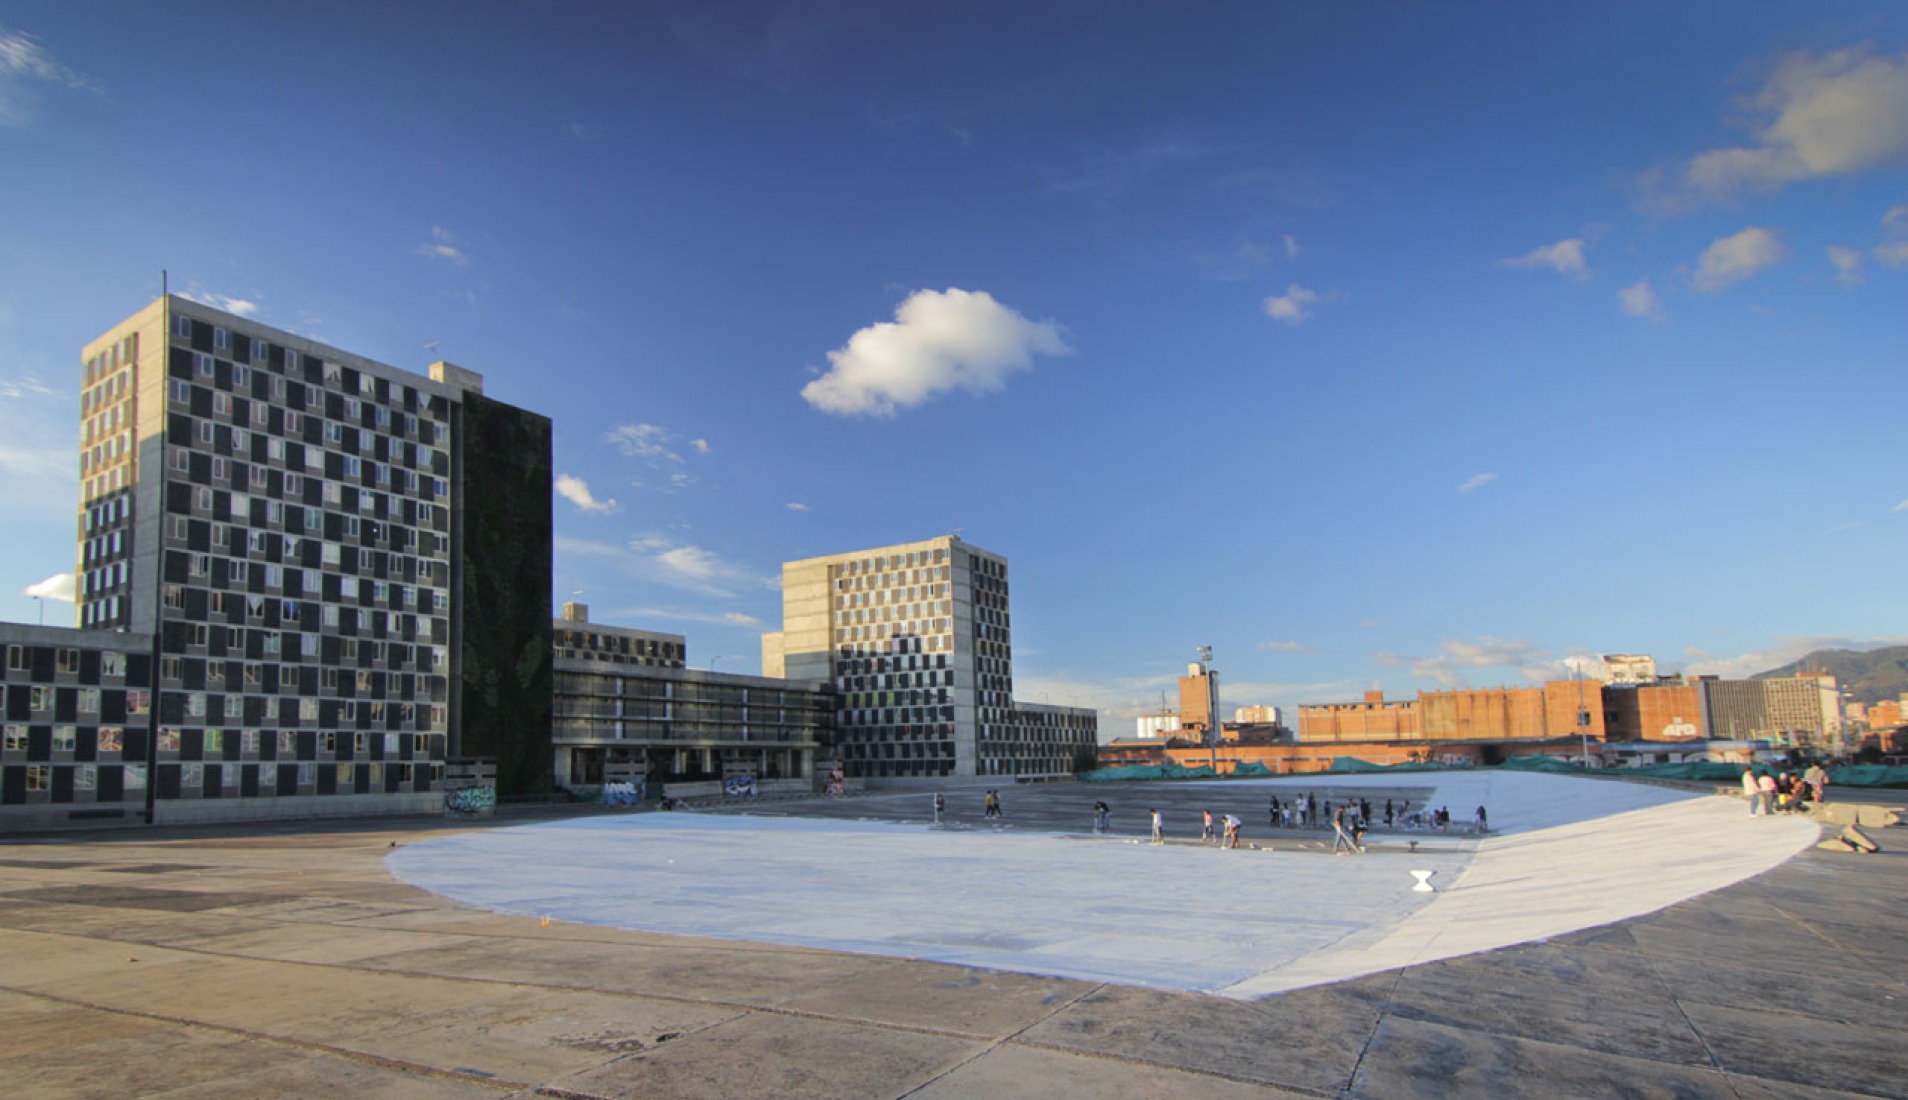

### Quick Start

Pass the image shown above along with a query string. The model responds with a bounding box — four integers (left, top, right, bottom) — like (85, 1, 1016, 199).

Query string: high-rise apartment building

(761, 535, 1095, 781)
(7, 294, 553, 830)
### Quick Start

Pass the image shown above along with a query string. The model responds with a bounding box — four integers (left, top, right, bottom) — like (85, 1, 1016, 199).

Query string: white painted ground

(385, 772, 1818, 999)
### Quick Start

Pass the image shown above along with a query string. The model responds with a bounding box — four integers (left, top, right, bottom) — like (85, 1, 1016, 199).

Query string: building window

(172, 313, 193, 338)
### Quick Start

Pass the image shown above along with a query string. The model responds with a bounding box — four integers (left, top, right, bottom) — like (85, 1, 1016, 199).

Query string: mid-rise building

(550, 603, 831, 795)
(6, 295, 552, 832)
(2, 625, 155, 830)
(761, 535, 1096, 781)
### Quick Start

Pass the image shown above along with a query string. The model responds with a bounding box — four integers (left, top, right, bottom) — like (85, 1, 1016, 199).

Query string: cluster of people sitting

(1742, 765, 1828, 815)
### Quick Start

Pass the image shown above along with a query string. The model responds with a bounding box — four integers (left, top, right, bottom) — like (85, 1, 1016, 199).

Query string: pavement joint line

(0, 981, 534, 1094)
(1337, 960, 1423, 1098)
(0, 920, 1029, 1047)
(891, 980, 1117, 1099)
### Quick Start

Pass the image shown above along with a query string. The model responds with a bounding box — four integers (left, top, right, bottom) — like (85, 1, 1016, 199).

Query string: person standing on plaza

(1093, 800, 1110, 834)
(1201, 808, 1215, 843)
(1741, 767, 1761, 815)
(1150, 807, 1163, 844)
(1474, 804, 1488, 834)
(1223, 812, 1243, 849)
(1756, 771, 1777, 817)
(933, 792, 945, 823)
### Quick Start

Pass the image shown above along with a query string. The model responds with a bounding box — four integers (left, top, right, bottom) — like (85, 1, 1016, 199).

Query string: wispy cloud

(1654, 46, 1908, 207)
(786, 502, 811, 512)
(554, 473, 618, 514)
(566, 121, 601, 141)
(606, 423, 711, 491)
(1874, 204, 1908, 269)
(1046, 133, 1225, 202)
(1893, 498, 1908, 512)
(1692, 227, 1785, 292)
(1826, 245, 1865, 287)
(22, 573, 74, 601)
(1256, 640, 1313, 653)
(556, 534, 769, 598)
(1617, 278, 1664, 321)
(1458, 472, 1498, 495)
(0, 27, 97, 128)
(1499, 238, 1588, 279)
(802, 288, 1072, 417)
(179, 285, 261, 317)
(1282, 234, 1301, 260)
(1262, 284, 1322, 325)
(0, 369, 75, 514)
(416, 226, 469, 266)
(1380, 636, 1564, 689)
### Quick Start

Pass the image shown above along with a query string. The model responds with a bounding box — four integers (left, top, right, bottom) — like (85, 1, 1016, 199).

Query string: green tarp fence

(1825, 764, 1908, 788)
(1327, 757, 1456, 774)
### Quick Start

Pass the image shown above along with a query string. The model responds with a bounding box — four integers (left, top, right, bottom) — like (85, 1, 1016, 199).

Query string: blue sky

(3, 2, 1905, 731)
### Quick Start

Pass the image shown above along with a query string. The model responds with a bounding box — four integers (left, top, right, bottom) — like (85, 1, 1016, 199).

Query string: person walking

(1093, 800, 1110, 834)
(1150, 807, 1163, 844)
(933, 792, 945, 823)
(1474, 804, 1488, 834)
(983, 790, 1000, 819)
(1201, 809, 1215, 843)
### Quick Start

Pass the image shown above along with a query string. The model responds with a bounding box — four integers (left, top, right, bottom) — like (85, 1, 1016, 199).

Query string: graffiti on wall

(444, 785, 497, 818)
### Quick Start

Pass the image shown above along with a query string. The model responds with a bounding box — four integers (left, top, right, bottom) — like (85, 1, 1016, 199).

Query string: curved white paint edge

(1215, 793, 1820, 998)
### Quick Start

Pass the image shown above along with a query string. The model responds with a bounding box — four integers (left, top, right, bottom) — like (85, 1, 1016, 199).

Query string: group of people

(1742, 764, 1829, 816)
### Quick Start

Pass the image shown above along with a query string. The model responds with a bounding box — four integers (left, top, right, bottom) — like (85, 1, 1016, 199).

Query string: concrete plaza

(1, 778, 1903, 1098)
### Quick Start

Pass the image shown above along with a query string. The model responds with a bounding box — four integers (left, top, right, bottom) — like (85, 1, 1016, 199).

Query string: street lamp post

(1575, 661, 1592, 768)
(1197, 645, 1219, 773)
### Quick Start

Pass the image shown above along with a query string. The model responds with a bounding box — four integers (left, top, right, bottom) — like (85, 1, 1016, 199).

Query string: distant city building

(1233, 704, 1282, 726)
(1599, 654, 1657, 684)
(1298, 691, 1421, 742)
(1178, 665, 1219, 742)
(1135, 713, 1182, 739)
(1602, 679, 1706, 742)
(761, 535, 1096, 781)
(6, 295, 552, 833)
(552, 604, 830, 796)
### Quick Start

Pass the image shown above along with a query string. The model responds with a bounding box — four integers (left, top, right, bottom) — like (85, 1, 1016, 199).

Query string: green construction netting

(1825, 764, 1908, 788)
(1327, 757, 1456, 774)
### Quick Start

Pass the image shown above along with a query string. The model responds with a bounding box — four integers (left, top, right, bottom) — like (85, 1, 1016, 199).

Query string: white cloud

(179, 286, 260, 317)
(554, 473, 617, 514)
(1893, 498, 1908, 512)
(1874, 205, 1908, 269)
(1261, 284, 1321, 325)
(555, 534, 767, 598)
(1617, 278, 1663, 320)
(786, 502, 810, 512)
(691, 438, 711, 455)
(1389, 636, 1560, 689)
(0, 27, 95, 127)
(1826, 245, 1865, 286)
(1670, 46, 1908, 202)
(801, 288, 1072, 417)
(1499, 238, 1588, 278)
(416, 226, 469, 265)
(1692, 227, 1785, 292)
(567, 121, 601, 141)
(1282, 234, 1301, 260)
(1256, 640, 1312, 653)
(1876, 241, 1908, 269)
(22, 573, 74, 601)
(1458, 472, 1498, 494)
(608, 423, 682, 463)
(0, 371, 75, 514)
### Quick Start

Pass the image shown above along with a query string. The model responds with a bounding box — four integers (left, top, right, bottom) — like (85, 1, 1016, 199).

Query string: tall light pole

(1575, 660, 1592, 768)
